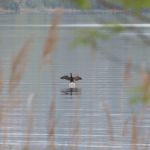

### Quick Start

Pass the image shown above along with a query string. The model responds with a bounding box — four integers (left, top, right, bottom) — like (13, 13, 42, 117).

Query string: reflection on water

(61, 88, 81, 96)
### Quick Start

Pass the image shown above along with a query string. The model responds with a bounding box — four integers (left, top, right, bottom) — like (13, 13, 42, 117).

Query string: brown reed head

(42, 9, 63, 64)
(8, 37, 33, 94)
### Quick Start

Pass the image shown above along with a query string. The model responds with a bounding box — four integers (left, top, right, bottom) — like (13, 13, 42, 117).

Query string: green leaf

(130, 97, 141, 105)
(71, 29, 109, 49)
(71, 0, 91, 9)
(111, 25, 124, 33)
(116, 0, 150, 11)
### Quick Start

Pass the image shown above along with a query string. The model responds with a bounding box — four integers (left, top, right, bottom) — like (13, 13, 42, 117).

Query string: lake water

(0, 12, 150, 150)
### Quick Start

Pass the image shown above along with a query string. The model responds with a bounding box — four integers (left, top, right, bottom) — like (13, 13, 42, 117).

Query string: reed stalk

(8, 37, 33, 94)
(22, 93, 35, 150)
(102, 101, 114, 141)
(131, 114, 138, 150)
(42, 9, 63, 64)
(124, 57, 132, 85)
(48, 98, 56, 150)
(70, 94, 81, 150)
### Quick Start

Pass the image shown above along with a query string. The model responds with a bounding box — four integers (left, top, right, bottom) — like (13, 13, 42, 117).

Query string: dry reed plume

(0, 36, 33, 150)
(43, 9, 63, 64)
(46, 60, 57, 150)
(41, 9, 63, 150)
(8, 37, 33, 94)
(0, 9, 63, 150)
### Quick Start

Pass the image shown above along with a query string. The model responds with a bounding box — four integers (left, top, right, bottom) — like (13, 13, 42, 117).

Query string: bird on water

(60, 73, 82, 88)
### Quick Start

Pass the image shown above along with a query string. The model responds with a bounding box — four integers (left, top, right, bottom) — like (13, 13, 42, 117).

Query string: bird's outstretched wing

(60, 75, 70, 80)
(74, 76, 82, 81)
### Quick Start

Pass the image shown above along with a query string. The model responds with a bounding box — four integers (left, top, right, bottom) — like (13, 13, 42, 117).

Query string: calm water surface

(0, 13, 150, 150)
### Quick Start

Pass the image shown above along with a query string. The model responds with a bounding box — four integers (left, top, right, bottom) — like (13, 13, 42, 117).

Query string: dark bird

(60, 73, 82, 88)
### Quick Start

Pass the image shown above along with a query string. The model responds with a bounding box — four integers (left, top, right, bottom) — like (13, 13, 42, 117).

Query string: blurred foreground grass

(0, 8, 150, 150)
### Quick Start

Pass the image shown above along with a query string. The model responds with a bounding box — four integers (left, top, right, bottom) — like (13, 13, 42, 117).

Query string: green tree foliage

(1, 0, 150, 10)
(69, 0, 91, 9)
(70, 0, 150, 107)
(116, 0, 150, 11)
(72, 29, 109, 49)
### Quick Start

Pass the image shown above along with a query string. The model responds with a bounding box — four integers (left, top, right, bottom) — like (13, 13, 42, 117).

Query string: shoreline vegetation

(0, 7, 132, 14)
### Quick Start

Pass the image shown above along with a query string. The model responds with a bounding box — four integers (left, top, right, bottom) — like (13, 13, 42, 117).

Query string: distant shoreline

(0, 7, 80, 14)
(0, 7, 127, 14)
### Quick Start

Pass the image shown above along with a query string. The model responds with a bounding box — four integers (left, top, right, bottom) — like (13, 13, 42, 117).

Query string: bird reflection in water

(61, 88, 81, 96)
